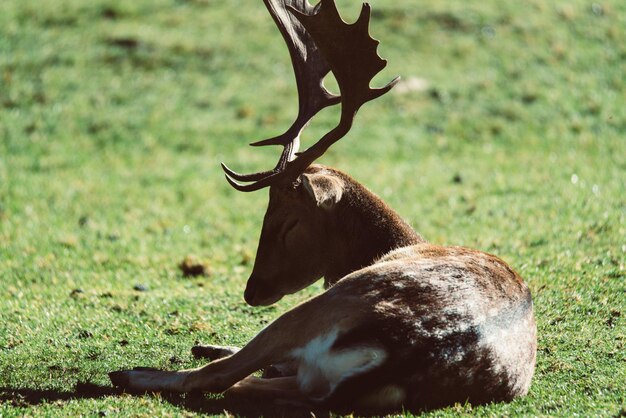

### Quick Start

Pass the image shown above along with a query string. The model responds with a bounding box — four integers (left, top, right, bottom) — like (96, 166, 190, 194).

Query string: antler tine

(222, 0, 398, 191)
(220, 135, 295, 190)
(220, 132, 298, 183)
(221, 0, 340, 189)
(280, 0, 400, 181)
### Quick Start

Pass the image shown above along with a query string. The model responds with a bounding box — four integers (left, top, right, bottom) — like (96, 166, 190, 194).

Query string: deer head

(222, 0, 400, 306)
(243, 166, 348, 305)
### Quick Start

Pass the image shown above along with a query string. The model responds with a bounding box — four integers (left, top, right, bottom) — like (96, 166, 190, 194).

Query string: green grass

(1, 0, 624, 416)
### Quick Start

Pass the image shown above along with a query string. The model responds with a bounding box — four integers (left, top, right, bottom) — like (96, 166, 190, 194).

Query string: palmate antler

(222, 0, 398, 191)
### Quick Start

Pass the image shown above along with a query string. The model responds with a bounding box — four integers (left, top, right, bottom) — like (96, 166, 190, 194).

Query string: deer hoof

(109, 367, 162, 391)
(109, 370, 131, 388)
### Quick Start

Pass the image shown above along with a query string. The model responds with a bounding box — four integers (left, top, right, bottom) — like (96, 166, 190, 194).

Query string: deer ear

(301, 172, 344, 210)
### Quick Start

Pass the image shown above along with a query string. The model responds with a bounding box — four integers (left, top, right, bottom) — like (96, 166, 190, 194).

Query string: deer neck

(323, 180, 425, 287)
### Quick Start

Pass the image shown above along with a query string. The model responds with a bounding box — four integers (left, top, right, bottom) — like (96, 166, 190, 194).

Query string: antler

(221, 0, 339, 190)
(222, 0, 398, 191)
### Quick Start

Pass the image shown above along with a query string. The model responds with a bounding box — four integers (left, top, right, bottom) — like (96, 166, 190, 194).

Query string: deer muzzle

(244, 277, 283, 306)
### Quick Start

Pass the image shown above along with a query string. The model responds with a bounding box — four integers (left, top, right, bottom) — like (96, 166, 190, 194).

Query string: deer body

(110, 166, 537, 411)
(109, 0, 536, 412)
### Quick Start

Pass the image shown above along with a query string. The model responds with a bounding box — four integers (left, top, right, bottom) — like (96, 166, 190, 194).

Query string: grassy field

(1, 0, 625, 416)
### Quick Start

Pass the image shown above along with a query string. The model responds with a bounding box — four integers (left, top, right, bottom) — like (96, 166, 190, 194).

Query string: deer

(109, 0, 537, 412)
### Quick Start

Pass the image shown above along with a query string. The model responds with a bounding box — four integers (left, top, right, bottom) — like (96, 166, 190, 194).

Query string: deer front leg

(109, 338, 289, 393)
(109, 343, 267, 393)
(109, 367, 191, 393)
(107, 345, 242, 393)
(109, 292, 362, 394)
(191, 344, 296, 378)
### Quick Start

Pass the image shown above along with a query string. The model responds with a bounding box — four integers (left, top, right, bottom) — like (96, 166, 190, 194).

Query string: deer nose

(244, 277, 282, 306)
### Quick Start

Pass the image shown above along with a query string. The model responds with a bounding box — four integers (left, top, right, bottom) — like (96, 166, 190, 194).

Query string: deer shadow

(0, 382, 329, 418)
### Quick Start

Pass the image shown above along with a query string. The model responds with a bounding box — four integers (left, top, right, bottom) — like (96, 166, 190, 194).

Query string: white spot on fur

(480, 307, 536, 395)
(393, 280, 406, 289)
(291, 328, 388, 399)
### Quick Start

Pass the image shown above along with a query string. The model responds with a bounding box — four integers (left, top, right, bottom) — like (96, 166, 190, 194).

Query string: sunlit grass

(1, 0, 624, 416)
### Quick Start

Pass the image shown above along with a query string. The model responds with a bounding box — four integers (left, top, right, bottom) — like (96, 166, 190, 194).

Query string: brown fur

(110, 165, 536, 414)
(314, 166, 425, 285)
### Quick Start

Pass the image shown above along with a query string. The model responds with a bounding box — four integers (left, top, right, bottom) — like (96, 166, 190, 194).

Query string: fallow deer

(109, 0, 537, 412)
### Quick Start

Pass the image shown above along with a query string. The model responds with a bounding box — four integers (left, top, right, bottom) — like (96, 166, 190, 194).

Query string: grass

(1, 0, 624, 416)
